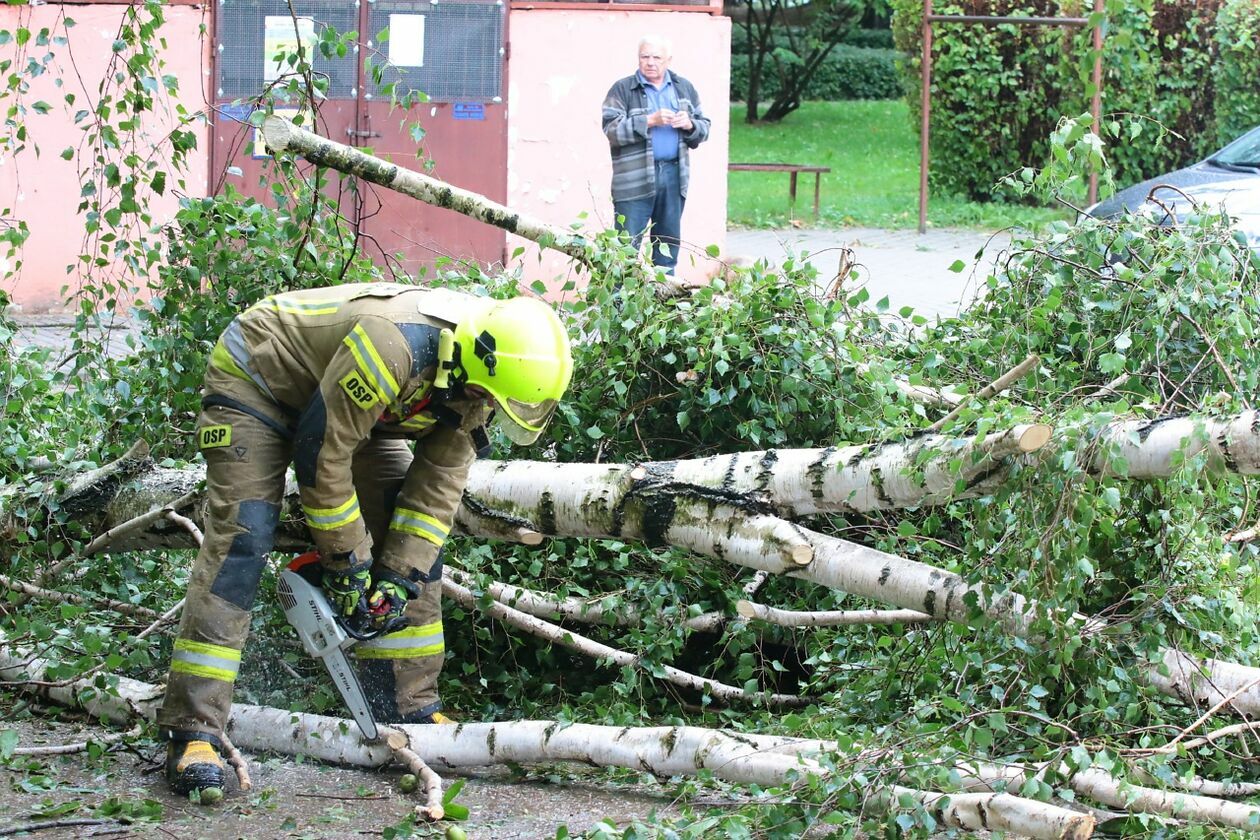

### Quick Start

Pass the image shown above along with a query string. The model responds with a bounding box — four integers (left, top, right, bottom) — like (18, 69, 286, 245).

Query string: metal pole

(1088, 0, 1104, 206)
(919, 0, 933, 235)
(926, 13, 1088, 26)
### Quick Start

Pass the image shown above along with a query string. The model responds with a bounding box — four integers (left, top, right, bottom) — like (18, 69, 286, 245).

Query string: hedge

(1214, 0, 1260, 145)
(729, 45, 904, 103)
(889, 0, 1257, 201)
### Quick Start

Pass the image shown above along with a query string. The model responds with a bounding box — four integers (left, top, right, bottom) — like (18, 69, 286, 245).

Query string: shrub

(1213, 0, 1260, 145)
(843, 27, 896, 48)
(890, 0, 1225, 200)
(730, 45, 903, 103)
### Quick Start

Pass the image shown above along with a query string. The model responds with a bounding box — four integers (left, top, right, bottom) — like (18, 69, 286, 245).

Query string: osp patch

(199, 424, 232, 449)
(339, 370, 380, 409)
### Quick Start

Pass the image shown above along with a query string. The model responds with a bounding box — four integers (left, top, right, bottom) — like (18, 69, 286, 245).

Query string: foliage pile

(891, 0, 1260, 201)
(0, 5, 1258, 836)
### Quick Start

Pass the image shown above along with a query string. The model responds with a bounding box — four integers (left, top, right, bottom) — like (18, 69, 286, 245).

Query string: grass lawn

(727, 100, 1071, 231)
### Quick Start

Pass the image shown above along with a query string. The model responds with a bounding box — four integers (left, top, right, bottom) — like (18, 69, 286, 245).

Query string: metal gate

(211, 0, 508, 275)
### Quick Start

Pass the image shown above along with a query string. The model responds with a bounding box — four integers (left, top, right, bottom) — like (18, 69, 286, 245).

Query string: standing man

(158, 282, 573, 797)
(602, 34, 711, 274)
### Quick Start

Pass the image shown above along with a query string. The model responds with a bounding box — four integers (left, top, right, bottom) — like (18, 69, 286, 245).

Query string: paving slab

(725, 226, 1014, 321)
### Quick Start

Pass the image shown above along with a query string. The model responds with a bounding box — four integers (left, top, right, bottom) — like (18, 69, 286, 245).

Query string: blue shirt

(638, 70, 681, 162)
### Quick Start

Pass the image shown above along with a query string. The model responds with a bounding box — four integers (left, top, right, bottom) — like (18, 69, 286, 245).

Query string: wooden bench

(728, 162, 831, 220)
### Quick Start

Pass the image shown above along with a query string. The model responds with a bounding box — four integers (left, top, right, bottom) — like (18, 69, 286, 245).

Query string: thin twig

(13, 723, 142, 757)
(741, 570, 772, 598)
(220, 732, 252, 791)
(380, 729, 444, 820)
(737, 600, 933, 628)
(927, 354, 1040, 433)
(78, 488, 201, 558)
(0, 819, 112, 837)
(1152, 677, 1260, 755)
(164, 508, 204, 545)
(0, 574, 159, 620)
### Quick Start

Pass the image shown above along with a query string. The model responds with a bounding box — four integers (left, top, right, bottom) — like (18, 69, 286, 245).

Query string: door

(359, 0, 508, 272)
(211, 0, 508, 276)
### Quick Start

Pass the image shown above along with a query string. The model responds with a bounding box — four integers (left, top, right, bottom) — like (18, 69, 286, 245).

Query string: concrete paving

(725, 226, 1013, 321)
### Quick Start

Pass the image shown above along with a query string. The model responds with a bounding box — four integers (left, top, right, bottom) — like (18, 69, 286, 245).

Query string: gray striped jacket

(601, 72, 711, 203)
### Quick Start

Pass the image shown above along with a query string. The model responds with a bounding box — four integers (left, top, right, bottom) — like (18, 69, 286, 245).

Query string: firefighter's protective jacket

(202, 283, 492, 580)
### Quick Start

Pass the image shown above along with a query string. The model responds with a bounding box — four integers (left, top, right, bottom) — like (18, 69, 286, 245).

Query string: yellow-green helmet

(453, 296, 573, 445)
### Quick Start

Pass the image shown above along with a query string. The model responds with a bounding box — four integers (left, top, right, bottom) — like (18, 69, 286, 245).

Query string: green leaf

(1097, 352, 1125, 374)
(0, 730, 18, 761)
(948, 259, 965, 273)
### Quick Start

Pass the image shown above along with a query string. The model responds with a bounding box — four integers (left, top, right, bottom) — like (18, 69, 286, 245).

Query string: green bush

(844, 27, 896, 48)
(890, 0, 1227, 201)
(730, 45, 903, 103)
(1214, 0, 1260, 144)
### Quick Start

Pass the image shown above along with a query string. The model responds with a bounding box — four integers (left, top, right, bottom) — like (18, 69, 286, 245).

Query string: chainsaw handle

(337, 612, 407, 641)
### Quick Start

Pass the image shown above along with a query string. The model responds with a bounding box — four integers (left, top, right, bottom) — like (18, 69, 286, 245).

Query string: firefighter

(158, 283, 573, 796)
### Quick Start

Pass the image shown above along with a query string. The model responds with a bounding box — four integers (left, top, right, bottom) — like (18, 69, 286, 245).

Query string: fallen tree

(10, 642, 1260, 837)
(3, 413, 1258, 719)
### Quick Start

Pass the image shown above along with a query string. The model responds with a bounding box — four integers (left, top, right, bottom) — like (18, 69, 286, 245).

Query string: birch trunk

(0, 643, 1093, 840)
(261, 117, 590, 265)
(958, 762, 1260, 832)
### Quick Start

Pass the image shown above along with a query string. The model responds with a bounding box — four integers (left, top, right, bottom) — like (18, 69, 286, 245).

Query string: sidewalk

(724, 226, 1013, 321)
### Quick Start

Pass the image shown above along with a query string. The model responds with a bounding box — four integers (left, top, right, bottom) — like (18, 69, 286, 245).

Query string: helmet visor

(496, 397, 559, 446)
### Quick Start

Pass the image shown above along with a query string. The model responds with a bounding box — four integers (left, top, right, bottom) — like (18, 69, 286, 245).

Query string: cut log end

(515, 529, 544, 546)
(261, 116, 295, 152)
(1064, 813, 1097, 840)
(383, 730, 409, 751)
(1017, 424, 1053, 453)
(735, 600, 756, 619)
(790, 545, 814, 565)
(414, 804, 445, 822)
(630, 466, 648, 481)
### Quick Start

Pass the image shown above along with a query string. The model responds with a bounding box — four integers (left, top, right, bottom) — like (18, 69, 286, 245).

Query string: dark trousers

(614, 159, 684, 273)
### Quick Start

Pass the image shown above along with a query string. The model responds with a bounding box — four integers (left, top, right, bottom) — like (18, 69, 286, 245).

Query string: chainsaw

(277, 552, 402, 740)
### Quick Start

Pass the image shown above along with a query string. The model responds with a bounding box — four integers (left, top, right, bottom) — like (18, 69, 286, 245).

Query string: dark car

(1086, 125, 1260, 250)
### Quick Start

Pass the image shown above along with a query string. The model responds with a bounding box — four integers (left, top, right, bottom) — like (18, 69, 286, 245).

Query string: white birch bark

(261, 117, 589, 265)
(736, 599, 932, 627)
(958, 762, 1260, 832)
(1091, 411, 1260, 477)
(447, 567, 727, 632)
(1145, 650, 1260, 717)
(35, 645, 1260, 838)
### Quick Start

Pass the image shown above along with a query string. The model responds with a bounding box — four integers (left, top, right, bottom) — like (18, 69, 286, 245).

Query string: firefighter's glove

(367, 570, 420, 630)
(321, 556, 373, 618)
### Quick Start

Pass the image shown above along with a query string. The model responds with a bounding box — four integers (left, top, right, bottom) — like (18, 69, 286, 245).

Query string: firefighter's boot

(166, 739, 226, 797)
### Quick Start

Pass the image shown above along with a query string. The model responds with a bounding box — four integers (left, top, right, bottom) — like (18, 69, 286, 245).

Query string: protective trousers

(157, 401, 446, 746)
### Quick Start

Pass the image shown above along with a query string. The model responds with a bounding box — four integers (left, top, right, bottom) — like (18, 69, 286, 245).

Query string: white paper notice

(264, 15, 317, 82)
(388, 14, 425, 67)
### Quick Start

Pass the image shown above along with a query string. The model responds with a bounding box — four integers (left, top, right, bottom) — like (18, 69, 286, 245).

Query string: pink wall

(0, 4, 210, 313)
(1, 7, 729, 311)
(504, 10, 730, 296)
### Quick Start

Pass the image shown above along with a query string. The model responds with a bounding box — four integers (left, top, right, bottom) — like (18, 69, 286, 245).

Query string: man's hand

(669, 110, 694, 131)
(321, 559, 372, 617)
(648, 108, 676, 128)
(366, 570, 420, 630)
